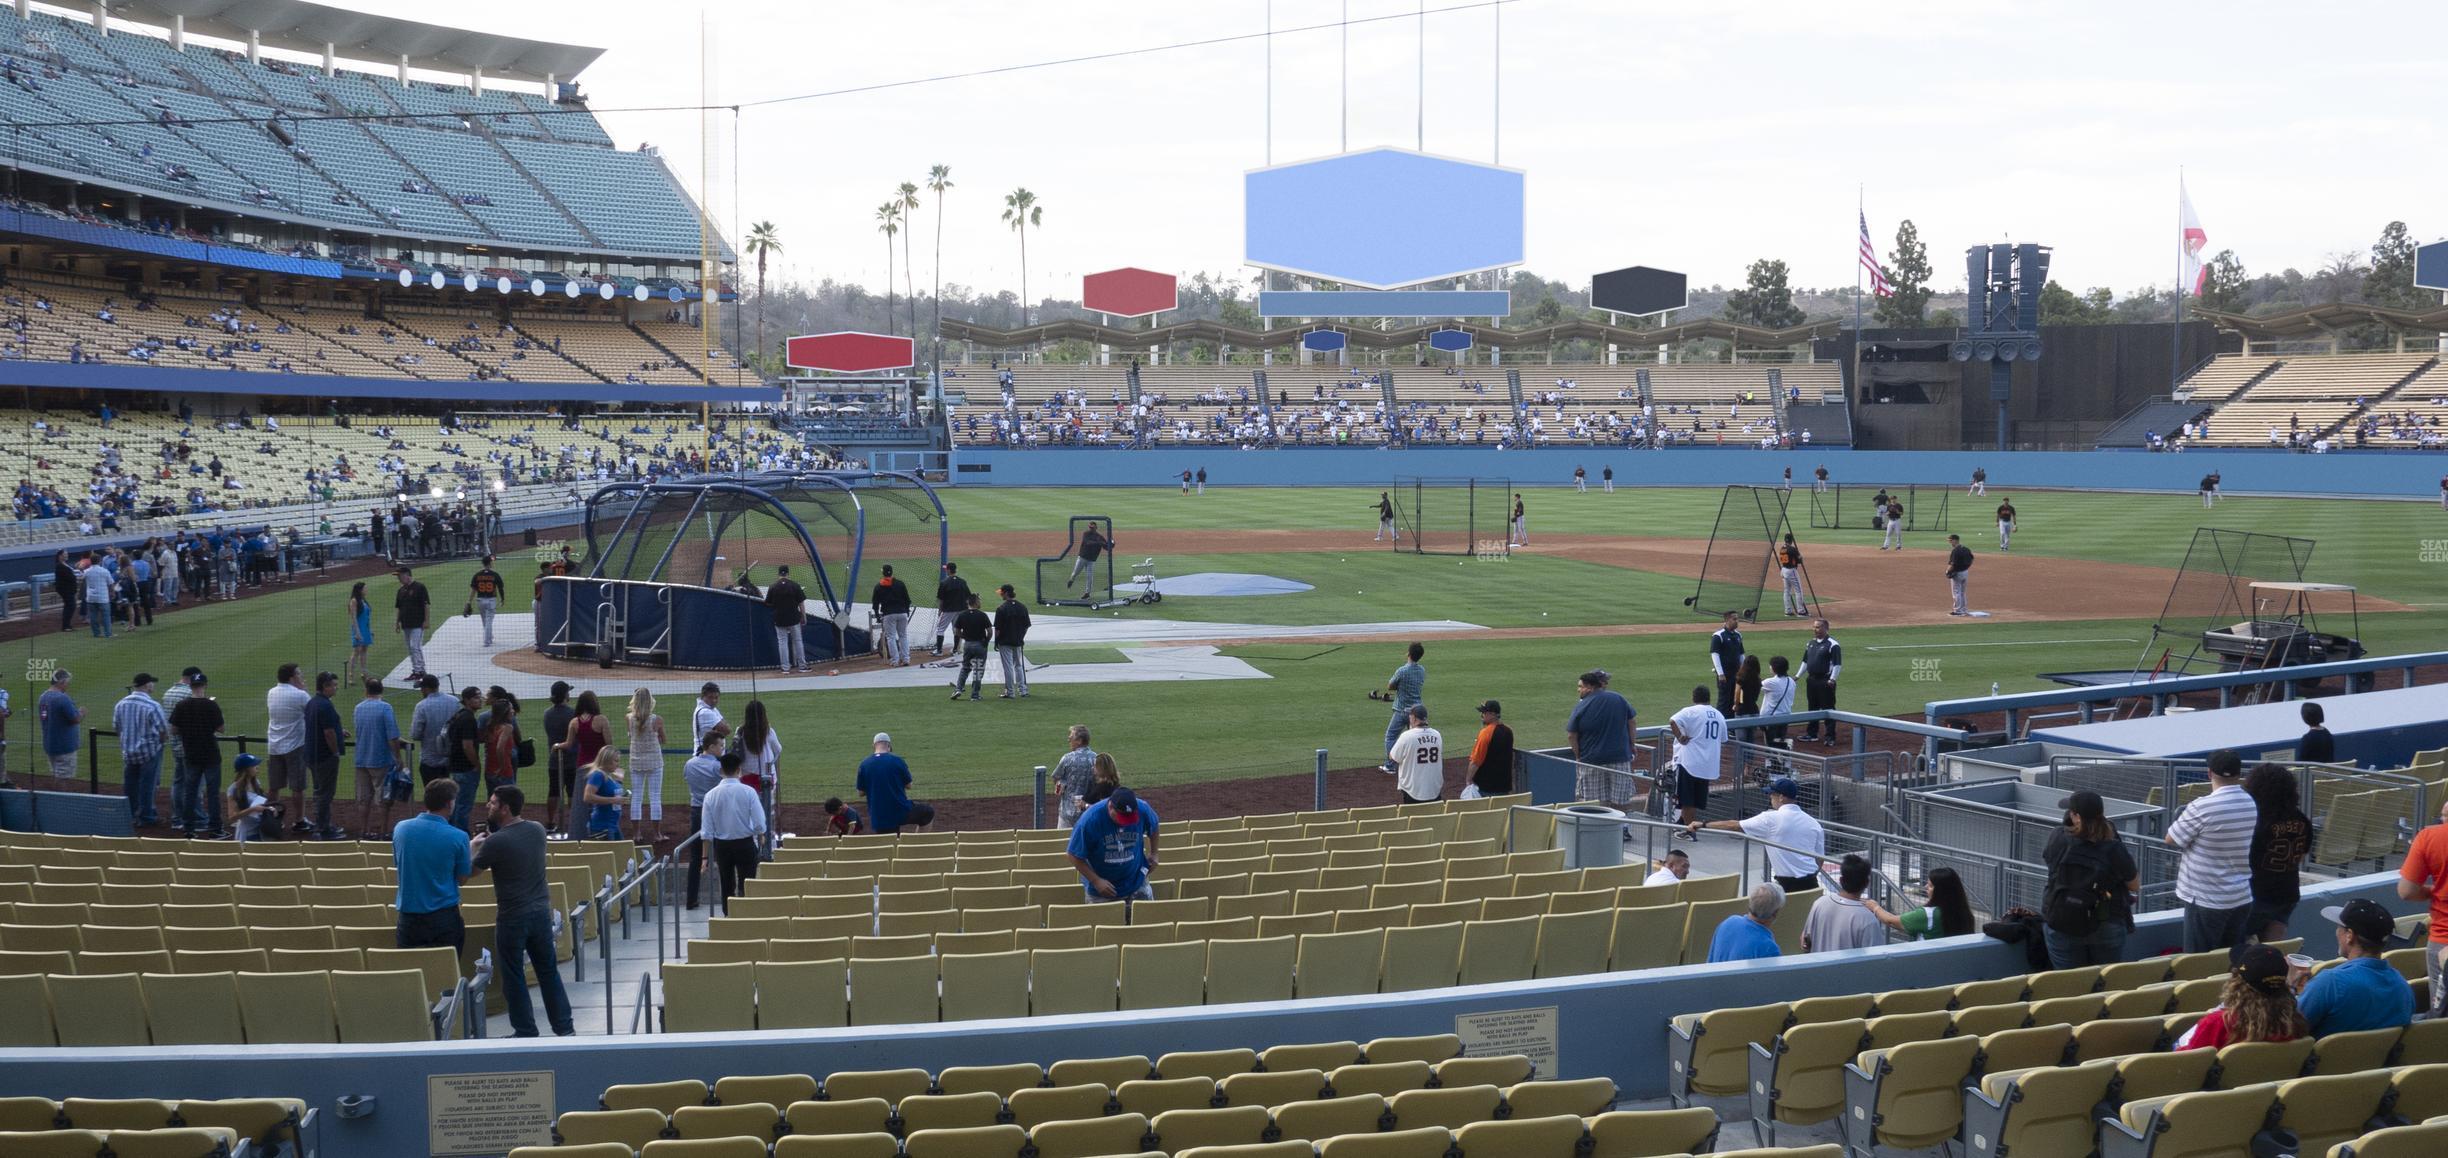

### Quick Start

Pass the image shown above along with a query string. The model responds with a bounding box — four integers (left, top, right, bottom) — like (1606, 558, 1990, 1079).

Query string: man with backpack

(2041, 790, 2141, 968)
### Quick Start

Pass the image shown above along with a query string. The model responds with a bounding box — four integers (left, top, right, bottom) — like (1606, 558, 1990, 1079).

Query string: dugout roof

(96, 0, 604, 83)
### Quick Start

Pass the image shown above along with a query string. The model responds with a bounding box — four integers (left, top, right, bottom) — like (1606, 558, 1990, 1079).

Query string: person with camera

(470, 784, 573, 1037)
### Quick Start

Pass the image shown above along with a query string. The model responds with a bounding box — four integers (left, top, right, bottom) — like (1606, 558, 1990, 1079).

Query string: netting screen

(1396, 476, 1509, 557)
(1688, 485, 1791, 620)
(1807, 483, 1950, 531)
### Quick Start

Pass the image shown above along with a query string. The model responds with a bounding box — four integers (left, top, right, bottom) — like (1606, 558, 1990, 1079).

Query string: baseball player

(930, 561, 971, 655)
(1375, 492, 1399, 541)
(2199, 471, 2219, 508)
(1574, 466, 1587, 493)
(2439, 474, 2446, 512)
(1066, 522, 1111, 589)
(1799, 619, 1841, 743)
(1881, 498, 1905, 551)
(1780, 466, 1793, 492)
(1196, 467, 1207, 494)
(1602, 465, 1614, 493)
(1945, 534, 1974, 615)
(1812, 465, 1829, 494)
(1180, 469, 1192, 495)
(1995, 497, 2017, 551)
(1969, 467, 1987, 497)
(1776, 534, 1806, 616)
(1510, 495, 1526, 546)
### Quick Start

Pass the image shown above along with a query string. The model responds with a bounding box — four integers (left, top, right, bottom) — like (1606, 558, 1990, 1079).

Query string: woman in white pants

(624, 688, 667, 842)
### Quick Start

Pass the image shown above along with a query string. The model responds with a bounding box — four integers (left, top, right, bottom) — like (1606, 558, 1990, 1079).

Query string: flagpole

(2170, 171, 2185, 395)
(1855, 186, 1866, 393)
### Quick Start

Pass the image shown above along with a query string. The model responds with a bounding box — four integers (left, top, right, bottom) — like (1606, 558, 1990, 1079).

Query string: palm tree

(926, 164, 953, 351)
(1002, 187, 1042, 326)
(743, 221, 781, 371)
(875, 202, 901, 335)
(896, 181, 921, 340)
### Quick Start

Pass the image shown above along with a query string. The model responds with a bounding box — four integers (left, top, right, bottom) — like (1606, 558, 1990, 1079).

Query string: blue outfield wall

(0, 874, 2409, 1157)
(950, 447, 2448, 498)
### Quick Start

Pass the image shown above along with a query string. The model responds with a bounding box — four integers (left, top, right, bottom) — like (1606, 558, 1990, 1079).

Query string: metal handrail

(664, 830, 704, 959)
(459, 948, 493, 1040)
(630, 967, 655, 1035)
(1506, 803, 1837, 894)
(593, 856, 668, 1035)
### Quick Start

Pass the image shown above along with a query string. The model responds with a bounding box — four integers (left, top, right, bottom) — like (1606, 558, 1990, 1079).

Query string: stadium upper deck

(0, 2, 724, 271)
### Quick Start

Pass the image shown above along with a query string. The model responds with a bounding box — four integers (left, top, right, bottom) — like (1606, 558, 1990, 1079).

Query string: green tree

(2198, 249, 2248, 313)
(896, 181, 922, 339)
(743, 221, 781, 366)
(2037, 281, 2113, 326)
(1722, 258, 1805, 328)
(2365, 221, 2420, 311)
(875, 202, 901, 335)
(926, 165, 953, 350)
(1002, 188, 1043, 325)
(1873, 219, 1933, 327)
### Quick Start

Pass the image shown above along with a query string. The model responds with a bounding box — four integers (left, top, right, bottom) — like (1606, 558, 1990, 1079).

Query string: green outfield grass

(22, 483, 2445, 804)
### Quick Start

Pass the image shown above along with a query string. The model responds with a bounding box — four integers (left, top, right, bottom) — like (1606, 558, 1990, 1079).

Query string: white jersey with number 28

(1390, 726, 1445, 800)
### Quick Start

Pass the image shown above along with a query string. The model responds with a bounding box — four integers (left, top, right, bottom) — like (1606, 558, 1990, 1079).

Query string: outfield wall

(952, 448, 2448, 498)
(0, 874, 2410, 1157)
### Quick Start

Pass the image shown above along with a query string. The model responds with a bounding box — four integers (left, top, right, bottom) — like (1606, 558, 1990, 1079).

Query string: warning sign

(429, 1070, 555, 1157)
(1455, 1005, 1560, 1077)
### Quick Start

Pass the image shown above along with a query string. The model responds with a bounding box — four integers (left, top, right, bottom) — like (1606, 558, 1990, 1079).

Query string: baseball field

(20, 482, 2448, 823)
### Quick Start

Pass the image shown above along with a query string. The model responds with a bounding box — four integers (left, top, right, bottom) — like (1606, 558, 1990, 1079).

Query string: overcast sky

(327, 0, 2444, 300)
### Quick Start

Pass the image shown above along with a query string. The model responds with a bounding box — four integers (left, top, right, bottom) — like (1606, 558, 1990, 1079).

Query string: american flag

(1859, 210, 1894, 298)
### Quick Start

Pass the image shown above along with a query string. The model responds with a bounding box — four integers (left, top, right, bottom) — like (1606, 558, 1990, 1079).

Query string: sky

(290, 1, 2448, 300)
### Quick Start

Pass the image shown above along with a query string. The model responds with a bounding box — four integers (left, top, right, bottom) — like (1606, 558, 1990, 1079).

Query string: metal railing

(591, 847, 667, 1035)
(1504, 802, 1839, 897)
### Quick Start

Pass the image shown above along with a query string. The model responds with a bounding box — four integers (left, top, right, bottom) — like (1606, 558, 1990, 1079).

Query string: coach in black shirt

(1707, 612, 1745, 713)
(1800, 619, 1842, 743)
(1946, 535, 1975, 616)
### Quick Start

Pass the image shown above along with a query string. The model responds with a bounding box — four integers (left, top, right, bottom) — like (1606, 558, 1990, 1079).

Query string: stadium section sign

(1245, 147, 1526, 289)
(786, 332, 916, 374)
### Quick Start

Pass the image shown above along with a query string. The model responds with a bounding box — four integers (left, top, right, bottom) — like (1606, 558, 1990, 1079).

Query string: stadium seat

(785, 1098, 893, 1137)
(1053, 1056, 1155, 1089)
(1272, 1094, 1391, 1142)
(2114, 1050, 2220, 1103)
(643, 1138, 768, 1158)
(1007, 1084, 1117, 1129)
(1435, 1056, 1533, 1088)
(940, 951, 1031, 1021)
(2099, 1085, 2276, 1158)
(1667, 1001, 1789, 1104)
(1503, 1078, 1615, 1119)
(2212, 1038, 2316, 1088)
(1840, 1035, 1981, 1153)
(605, 1080, 711, 1113)
(663, 962, 757, 1033)
(1327, 1062, 1431, 1099)
(824, 1070, 936, 1106)
(1113, 1078, 1214, 1119)
(2310, 1026, 2404, 1076)
(849, 956, 940, 1025)
(1452, 1113, 1587, 1157)
(1176, 1144, 1315, 1158)
(1153, 1106, 1274, 1151)
(1260, 1042, 1361, 1073)
(59, 1099, 177, 1130)
(1745, 1018, 1865, 1144)
(2271, 1070, 2396, 1156)
(1029, 1112, 1152, 1158)
(1317, 1126, 1453, 1158)
(1386, 1085, 1502, 1131)
(98, 1129, 239, 1158)
(1678, 897, 1747, 966)
(1205, 938, 1296, 1004)
(1159, 1050, 1262, 1082)
(1219, 1069, 1330, 1108)
(669, 1103, 782, 1141)
(714, 1075, 818, 1108)
(1120, 942, 1207, 1010)
(517, 1146, 635, 1158)
(900, 1092, 1004, 1134)
(235, 971, 336, 1044)
(557, 1108, 670, 1150)
(1583, 1107, 1721, 1157)
(1295, 931, 1383, 998)
(774, 1133, 903, 1158)
(905, 1123, 1032, 1158)
(47, 973, 151, 1046)
(332, 969, 434, 1043)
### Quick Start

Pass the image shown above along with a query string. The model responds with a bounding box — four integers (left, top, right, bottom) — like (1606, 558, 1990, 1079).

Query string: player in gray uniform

(1881, 498, 1905, 550)
(1996, 499, 2017, 551)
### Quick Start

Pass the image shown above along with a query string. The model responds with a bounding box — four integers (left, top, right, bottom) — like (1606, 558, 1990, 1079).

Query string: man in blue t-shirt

(1566, 669, 1636, 800)
(856, 732, 915, 834)
(1707, 883, 1786, 963)
(2296, 900, 2414, 1036)
(1067, 786, 1160, 902)
(1379, 642, 1427, 772)
(37, 669, 81, 779)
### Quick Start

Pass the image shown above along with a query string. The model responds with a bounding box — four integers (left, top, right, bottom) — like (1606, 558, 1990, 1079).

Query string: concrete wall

(0, 874, 2410, 1157)
(952, 447, 2447, 498)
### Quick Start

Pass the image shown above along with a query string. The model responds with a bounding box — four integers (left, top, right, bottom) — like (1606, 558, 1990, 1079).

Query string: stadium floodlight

(496, 277, 513, 294)
(462, 274, 479, 292)
(529, 279, 546, 296)
(633, 286, 651, 302)
(429, 272, 446, 290)
(564, 281, 581, 298)
(491, 480, 505, 491)
(598, 283, 616, 300)
(429, 486, 444, 498)
(396, 270, 413, 288)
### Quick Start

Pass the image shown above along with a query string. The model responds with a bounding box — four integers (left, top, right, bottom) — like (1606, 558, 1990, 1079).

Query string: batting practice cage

(1393, 475, 1511, 557)
(1807, 482, 1951, 532)
(2140, 527, 2318, 677)
(1687, 485, 1813, 621)
(535, 470, 947, 669)
(1037, 515, 1132, 609)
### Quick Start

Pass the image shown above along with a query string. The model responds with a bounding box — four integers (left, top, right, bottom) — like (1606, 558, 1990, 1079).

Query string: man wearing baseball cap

(2293, 899, 2414, 1036)
(1690, 776, 1825, 896)
(1466, 700, 1515, 799)
(1067, 785, 1160, 903)
(856, 732, 914, 835)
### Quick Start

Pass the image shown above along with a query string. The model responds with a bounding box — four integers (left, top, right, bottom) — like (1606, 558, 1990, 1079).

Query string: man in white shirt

(1643, 848, 1690, 888)
(263, 662, 312, 833)
(1667, 686, 1726, 836)
(699, 751, 766, 914)
(1802, 854, 1885, 952)
(1691, 776, 1825, 895)
(691, 682, 729, 750)
(1385, 705, 1444, 805)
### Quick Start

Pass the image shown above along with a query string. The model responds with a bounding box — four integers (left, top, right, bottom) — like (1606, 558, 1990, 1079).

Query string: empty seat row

(2094, 1064, 2448, 1158)
(0, 1127, 241, 1158)
(0, 1097, 307, 1154)
(0, 968, 445, 1047)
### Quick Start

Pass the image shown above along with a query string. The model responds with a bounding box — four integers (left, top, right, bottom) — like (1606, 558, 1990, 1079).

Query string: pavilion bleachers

(2192, 353, 2439, 446)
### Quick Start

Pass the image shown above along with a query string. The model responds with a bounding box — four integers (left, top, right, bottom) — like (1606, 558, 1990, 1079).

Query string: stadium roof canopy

(93, 0, 604, 84)
(2194, 302, 2448, 339)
